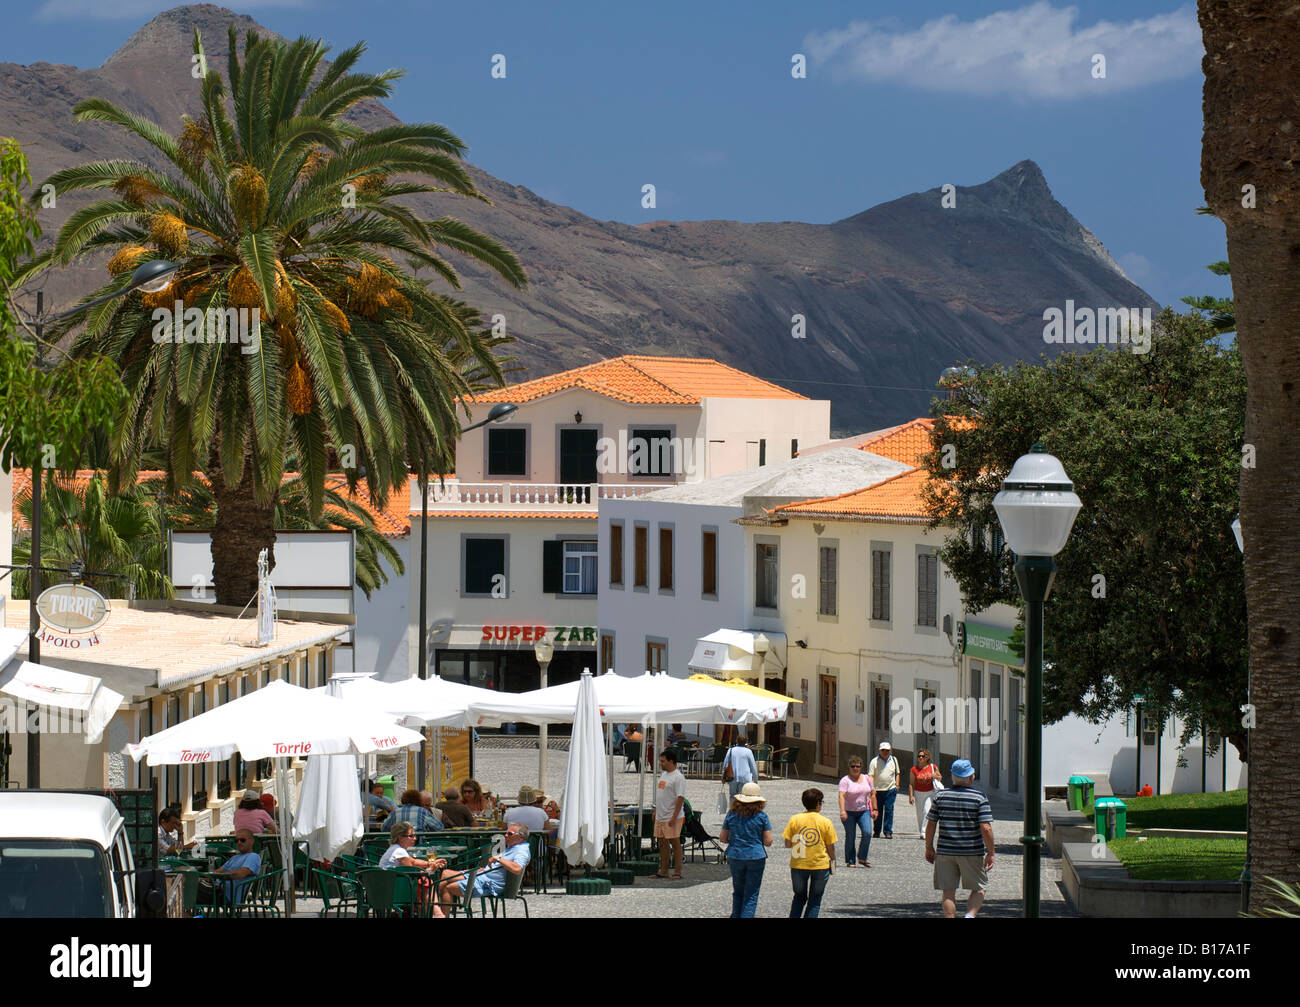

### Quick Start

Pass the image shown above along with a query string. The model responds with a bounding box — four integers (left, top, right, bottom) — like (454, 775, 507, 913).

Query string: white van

(0, 792, 139, 917)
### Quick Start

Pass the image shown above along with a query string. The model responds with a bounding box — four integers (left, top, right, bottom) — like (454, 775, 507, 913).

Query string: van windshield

(0, 840, 113, 917)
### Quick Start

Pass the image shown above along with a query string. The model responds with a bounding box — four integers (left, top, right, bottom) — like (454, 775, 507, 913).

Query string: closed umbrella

(294, 678, 367, 864)
(558, 671, 609, 868)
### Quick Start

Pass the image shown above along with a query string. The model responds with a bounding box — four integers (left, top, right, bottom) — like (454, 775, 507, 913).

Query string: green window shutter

(542, 540, 563, 593)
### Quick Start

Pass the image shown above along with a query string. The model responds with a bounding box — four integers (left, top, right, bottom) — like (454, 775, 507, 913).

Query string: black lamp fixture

(796, 639, 808, 649)
(574, 411, 583, 424)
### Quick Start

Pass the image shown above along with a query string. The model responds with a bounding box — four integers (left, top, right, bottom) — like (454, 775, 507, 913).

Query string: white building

(410, 356, 832, 694)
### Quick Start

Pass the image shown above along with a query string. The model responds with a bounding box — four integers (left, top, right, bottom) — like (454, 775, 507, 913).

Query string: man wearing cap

(925, 759, 995, 918)
(868, 742, 901, 838)
(505, 786, 550, 833)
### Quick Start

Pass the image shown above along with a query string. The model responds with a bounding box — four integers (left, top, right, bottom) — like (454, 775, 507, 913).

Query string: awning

(0, 627, 124, 745)
(687, 630, 786, 678)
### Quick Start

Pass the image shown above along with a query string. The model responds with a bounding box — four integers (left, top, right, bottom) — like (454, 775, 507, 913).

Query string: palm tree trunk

(208, 465, 277, 608)
(1200, 0, 1300, 911)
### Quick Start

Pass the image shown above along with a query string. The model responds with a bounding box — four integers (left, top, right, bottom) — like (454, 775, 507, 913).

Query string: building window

(917, 552, 938, 627)
(487, 427, 527, 476)
(791, 438, 798, 458)
(646, 639, 667, 674)
(610, 522, 624, 586)
(563, 541, 598, 594)
(464, 537, 507, 596)
(872, 548, 891, 622)
(628, 428, 674, 477)
(634, 524, 648, 588)
(702, 529, 718, 597)
(600, 633, 615, 674)
(658, 525, 673, 592)
(759, 439, 767, 466)
(755, 542, 778, 609)
(818, 544, 837, 616)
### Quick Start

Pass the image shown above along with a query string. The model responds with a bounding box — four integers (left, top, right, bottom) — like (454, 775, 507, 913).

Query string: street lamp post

(534, 638, 554, 788)
(993, 443, 1082, 919)
(1232, 512, 1250, 913)
(19, 260, 177, 787)
(415, 400, 517, 790)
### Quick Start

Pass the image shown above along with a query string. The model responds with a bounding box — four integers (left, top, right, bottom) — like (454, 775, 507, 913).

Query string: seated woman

(379, 822, 447, 871)
(459, 779, 492, 818)
(234, 790, 277, 834)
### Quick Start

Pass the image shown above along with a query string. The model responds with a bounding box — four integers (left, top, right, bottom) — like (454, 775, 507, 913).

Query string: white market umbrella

(127, 679, 421, 914)
(558, 671, 609, 868)
(294, 678, 370, 863)
(321, 674, 501, 729)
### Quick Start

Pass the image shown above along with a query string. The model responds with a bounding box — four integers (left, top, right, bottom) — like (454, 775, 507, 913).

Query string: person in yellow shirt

(782, 788, 838, 918)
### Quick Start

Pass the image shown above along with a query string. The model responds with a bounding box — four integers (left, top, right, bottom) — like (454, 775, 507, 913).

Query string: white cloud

(35, 0, 312, 20)
(804, 3, 1201, 99)
(1117, 251, 1155, 284)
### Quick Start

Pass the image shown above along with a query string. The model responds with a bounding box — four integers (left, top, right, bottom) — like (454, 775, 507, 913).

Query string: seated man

(386, 789, 444, 833)
(157, 808, 196, 859)
(434, 823, 531, 918)
(364, 780, 395, 831)
(504, 787, 549, 833)
(200, 829, 261, 908)
(435, 786, 476, 829)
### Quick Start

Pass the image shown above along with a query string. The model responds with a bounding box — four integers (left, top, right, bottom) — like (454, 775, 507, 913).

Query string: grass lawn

(1083, 789, 1246, 831)
(1108, 837, 1245, 881)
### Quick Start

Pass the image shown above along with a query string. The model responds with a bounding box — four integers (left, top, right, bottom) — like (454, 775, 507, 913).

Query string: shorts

(653, 818, 684, 839)
(933, 854, 989, 892)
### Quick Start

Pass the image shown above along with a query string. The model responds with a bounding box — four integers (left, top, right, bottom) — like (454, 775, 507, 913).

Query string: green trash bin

(1067, 775, 1095, 811)
(1094, 797, 1127, 840)
(376, 774, 396, 803)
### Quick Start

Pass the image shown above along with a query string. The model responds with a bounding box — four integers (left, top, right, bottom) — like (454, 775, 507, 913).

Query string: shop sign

(480, 625, 597, 645)
(37, 583, 110, 637)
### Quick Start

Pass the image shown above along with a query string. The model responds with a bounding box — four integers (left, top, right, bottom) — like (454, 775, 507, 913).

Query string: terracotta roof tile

(473, 355, 806, 405)
(772, 468, 931, 521)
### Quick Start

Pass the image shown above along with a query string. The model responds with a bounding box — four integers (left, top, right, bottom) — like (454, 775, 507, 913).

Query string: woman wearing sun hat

(718, 782, 773, 918)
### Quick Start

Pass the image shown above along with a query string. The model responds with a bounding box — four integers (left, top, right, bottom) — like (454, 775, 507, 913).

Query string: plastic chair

(232, 868, 285, 919)
(480, 863, 529, 918)
(179, 869, 201, 916)
(314, 869, 360, 918)
(446, 849, 494, 919)
(772, 748, 798, 778)
(700, 743, 726, 777)
(754, 744, 774, 777)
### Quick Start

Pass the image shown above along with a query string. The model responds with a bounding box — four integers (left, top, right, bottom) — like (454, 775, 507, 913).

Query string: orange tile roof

(772, 468, 931, 521)
(473, 355, 806, 405)
(11, 470, 413, 538)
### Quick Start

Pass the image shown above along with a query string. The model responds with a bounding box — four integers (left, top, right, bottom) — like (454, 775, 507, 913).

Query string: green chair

(314, 869, 360, 918)
(179, 869, 201, 916)
(446, 850, 494, 919)
(754, 743, 774, 777)
(232, 868, 285, 919)
(357, 868, 421, 918)
(700, 743, 727, 777)
(480, 863, 529, 918)
(772, 748, 798, 778)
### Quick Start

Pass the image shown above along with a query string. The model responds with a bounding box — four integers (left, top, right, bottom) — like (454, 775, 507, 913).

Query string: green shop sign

(962, 622, 1022, 668)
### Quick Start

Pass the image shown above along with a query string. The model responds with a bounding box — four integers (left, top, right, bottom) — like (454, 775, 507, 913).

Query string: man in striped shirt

(925, 759, 995, 918)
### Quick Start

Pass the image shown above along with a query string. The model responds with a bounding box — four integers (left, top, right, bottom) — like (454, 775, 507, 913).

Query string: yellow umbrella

(689, 674, 801, 704)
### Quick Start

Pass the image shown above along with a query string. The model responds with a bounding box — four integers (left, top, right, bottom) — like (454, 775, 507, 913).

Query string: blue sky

(3, 0, 1228, 310)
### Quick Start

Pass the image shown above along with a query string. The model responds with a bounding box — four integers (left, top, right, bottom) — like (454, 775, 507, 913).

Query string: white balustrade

(419, 481, 656, 511)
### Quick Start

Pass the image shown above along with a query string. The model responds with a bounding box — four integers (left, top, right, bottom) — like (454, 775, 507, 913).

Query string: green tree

(17, 28, 525, 605)
(12, 472, 171, 600)
(1181, 260, 1235, 333)
(920, 309, 1248, 757)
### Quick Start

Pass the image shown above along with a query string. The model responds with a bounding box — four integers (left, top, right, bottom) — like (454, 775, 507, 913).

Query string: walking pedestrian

(837, 756, 876, 867)
(909, 748, 943, 837)
(784, 788, 837, 918)
(721, 733, 758, 799)
(650, 750, 686, 879)
(924, 759, 995, 918)
(719, 782, 772, 917)
(869, 742, 901, 838)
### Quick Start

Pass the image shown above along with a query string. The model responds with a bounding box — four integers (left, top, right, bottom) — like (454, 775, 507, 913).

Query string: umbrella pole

(276, 757, 295, 916)
(636, 718, 647, 862)
(607, 721, 616, 867)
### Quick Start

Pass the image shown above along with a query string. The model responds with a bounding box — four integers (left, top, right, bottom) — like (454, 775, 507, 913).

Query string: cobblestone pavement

(454, 747, 1074, 919)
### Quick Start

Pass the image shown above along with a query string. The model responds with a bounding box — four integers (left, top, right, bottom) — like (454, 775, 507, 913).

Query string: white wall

(597, 497, 747, 677)
(700, 396, 832, 476)
(353, 563, 409, 682)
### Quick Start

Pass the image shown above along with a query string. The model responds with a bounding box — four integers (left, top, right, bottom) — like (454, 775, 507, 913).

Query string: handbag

(929, 763, 945, 791)
(722, 748, 735, 782)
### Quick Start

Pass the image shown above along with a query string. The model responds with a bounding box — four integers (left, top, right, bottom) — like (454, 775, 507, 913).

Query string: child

(783, 788, 838, 918)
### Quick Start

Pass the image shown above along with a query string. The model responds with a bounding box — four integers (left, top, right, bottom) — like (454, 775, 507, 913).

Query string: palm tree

(20, 26, 526, 604)
(1199, 0, 1300, 909)
(12, 472, 171, 600)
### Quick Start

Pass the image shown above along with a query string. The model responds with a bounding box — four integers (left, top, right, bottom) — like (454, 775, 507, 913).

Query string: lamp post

(992, 443, 1081, 919)
(20, 260, 177, 787)
(415, 400, 517, 789)
(1232, 512, 1250, 912)
(534, 638, 554, 788)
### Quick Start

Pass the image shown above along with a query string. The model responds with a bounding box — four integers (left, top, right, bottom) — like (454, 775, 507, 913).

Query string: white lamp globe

(992, 445, 1082, 558)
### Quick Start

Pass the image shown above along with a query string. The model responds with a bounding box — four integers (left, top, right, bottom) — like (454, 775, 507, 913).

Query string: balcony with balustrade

(409, 479, 659, 515)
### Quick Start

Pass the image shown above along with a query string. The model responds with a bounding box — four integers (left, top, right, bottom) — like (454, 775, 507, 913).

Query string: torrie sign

(36, 583, 110, 634)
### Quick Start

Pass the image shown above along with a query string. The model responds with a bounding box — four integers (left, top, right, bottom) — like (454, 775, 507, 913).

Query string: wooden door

(819, 675, 837, 767)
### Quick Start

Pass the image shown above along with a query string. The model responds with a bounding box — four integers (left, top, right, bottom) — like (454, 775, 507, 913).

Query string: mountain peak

(103, 5, 270, 69)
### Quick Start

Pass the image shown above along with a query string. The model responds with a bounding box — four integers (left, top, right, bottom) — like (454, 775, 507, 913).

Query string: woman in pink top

(233, 790, 277, 834)
(837, 757, 877, 867)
